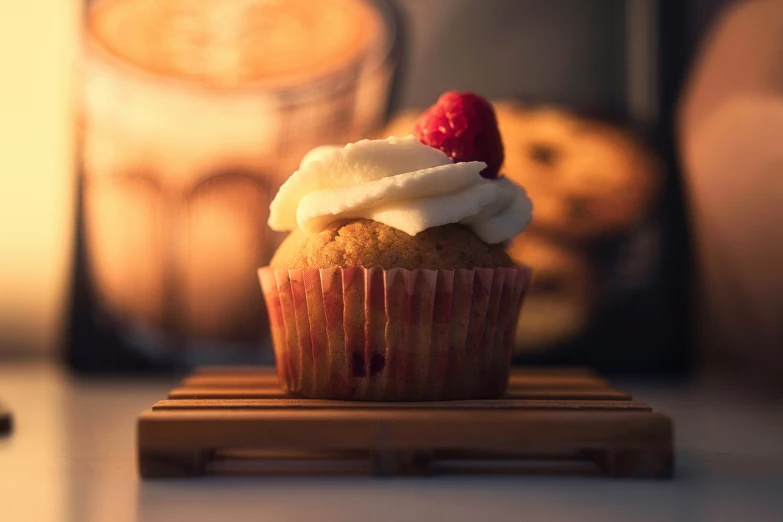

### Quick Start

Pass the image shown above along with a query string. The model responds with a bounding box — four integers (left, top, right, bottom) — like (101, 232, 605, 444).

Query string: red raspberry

(413, 91, 504, 179)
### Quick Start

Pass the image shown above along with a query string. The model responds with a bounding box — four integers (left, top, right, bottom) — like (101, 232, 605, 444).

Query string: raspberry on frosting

(413, 91, 505, 179)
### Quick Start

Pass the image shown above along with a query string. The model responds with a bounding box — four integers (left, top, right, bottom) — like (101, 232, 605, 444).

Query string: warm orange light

(0, 0, 80, 356)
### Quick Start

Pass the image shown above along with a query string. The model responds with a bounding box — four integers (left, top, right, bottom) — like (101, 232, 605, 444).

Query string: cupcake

(259, 92, 533, 400)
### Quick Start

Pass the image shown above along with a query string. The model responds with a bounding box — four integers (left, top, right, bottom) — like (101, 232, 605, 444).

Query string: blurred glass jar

(68, 0, 399, 371)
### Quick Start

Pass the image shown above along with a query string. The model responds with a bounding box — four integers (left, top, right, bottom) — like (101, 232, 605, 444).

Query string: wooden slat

(167, 387, 631, 401)
(152, 398, 650, 411)
(192, 366, 599, 378)
(210, 448, 586, 461)
(169, 387, 288, 399)
(138, 409, 673, 453)
(180, 373, 611, 389)
(192, 366, 278, 376)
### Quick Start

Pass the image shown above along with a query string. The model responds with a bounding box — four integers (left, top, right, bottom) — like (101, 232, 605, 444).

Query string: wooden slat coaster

(0, 400, 12, 436)
(153, 398, 650, 411)
(138, 367, 673, 479)
(168, 386, 631, 401)
(180, 372, 612, 389)
(191, 366, 601, 378)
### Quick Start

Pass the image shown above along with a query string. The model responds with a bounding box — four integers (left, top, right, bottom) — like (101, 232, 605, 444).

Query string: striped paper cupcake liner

(258, 265, 530, 401)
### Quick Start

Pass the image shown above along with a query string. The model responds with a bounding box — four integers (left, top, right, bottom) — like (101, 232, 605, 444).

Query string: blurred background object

(507, 233, 594, 351)
(67, 0, 398, 371)
(382, 97, 674, 371)
(494, 102, 661, 241)
(378, 0, 690, 375)
(6, 0, 777, 382)
(680, 0, 783, 386)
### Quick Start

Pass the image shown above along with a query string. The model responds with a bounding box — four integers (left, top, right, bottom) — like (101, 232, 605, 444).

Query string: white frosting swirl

(268, 135, 533, 244)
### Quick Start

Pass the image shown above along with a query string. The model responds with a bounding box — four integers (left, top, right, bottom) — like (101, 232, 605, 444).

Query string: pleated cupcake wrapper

(258, 265, 531, 400)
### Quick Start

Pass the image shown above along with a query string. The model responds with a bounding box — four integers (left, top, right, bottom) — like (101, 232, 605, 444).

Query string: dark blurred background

(2, 0, 779, 385)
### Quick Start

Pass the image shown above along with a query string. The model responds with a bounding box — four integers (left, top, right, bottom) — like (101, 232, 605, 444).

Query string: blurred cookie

(508, 232, 593, 352)
(497, 102, 661, 240)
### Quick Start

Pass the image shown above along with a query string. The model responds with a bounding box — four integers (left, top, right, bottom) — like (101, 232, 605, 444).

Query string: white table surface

(1, 361, 782, 522)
